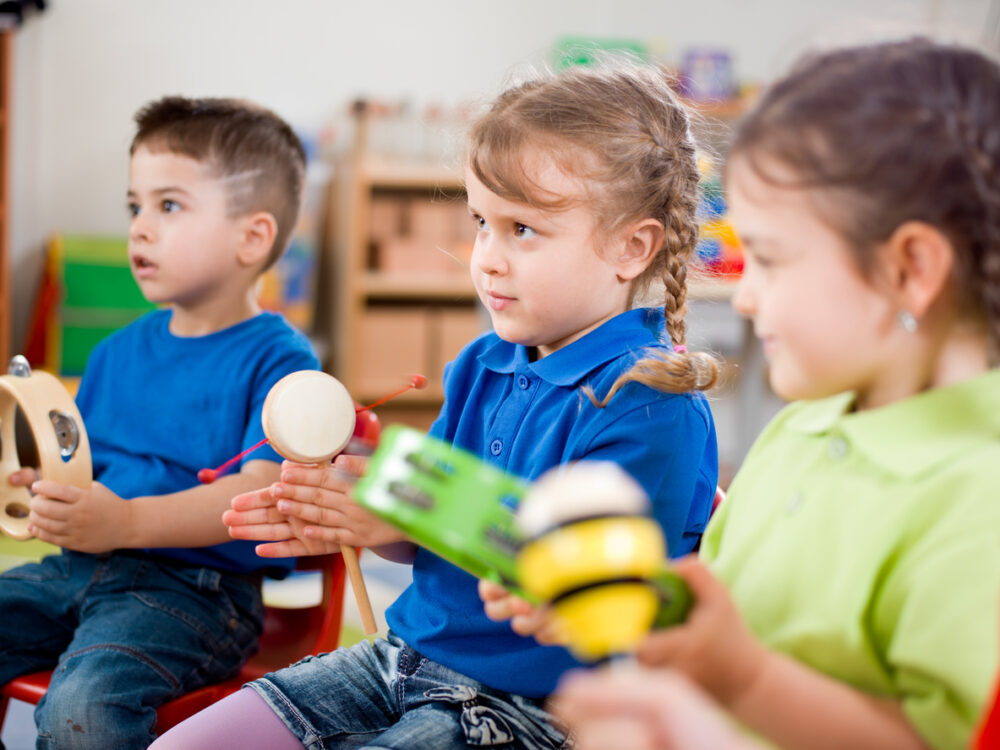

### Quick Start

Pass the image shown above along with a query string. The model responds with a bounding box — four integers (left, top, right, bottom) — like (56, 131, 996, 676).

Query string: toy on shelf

(696, 157, 744, 278)
(352, 425, 692, 662)
(0, 355, 92, 540)
(202, 372, 427, 635)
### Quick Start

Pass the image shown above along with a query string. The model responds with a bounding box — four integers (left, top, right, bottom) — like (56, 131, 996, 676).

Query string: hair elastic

(674, 345, 687, 354)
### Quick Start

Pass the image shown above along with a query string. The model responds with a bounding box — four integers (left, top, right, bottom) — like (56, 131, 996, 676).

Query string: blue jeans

(0, 550, 264, 749)
(250, 632, 570, 749)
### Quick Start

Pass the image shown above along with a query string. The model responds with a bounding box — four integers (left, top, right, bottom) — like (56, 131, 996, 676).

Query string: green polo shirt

(702, 369, 1000, 750)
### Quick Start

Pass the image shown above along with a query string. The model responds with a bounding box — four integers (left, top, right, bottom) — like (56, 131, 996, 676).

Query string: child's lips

(486, 291, 515, 311)
(131, 255, 158, 278)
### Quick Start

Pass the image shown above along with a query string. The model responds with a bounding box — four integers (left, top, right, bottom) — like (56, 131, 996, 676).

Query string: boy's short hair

(130, 96, 307, 269)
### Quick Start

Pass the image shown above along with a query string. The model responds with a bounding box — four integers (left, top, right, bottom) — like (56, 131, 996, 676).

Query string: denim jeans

(0, 549, 264, 750)
(250, 632, 570, 749)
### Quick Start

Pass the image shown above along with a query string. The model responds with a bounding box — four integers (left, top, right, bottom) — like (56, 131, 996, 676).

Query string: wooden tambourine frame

(0, 359, 92, 540)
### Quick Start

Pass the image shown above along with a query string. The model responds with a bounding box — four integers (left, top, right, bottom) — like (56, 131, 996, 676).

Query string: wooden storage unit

(326, 107, 481, 424)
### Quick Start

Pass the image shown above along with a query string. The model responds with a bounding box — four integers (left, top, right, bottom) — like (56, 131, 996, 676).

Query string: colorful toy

(352, 425, 693, 662)
(353, 424, 530, 596)
(516, 462, 692, 662)
(0, 355, 92, 540)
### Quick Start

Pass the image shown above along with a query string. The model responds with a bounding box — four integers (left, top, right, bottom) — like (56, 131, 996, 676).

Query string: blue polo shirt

(385, 307, 718, 697)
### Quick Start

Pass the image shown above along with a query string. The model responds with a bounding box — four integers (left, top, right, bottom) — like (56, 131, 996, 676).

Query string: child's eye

(471, 213, 489, 232)
(127, 202, 140, 218)
(161, 199, 181, 213)
(514, 224, 537, 239)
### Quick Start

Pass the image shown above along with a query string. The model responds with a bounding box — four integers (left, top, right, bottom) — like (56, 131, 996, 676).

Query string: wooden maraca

(201, 371, 428, 634)
(0, 356, 92, 540)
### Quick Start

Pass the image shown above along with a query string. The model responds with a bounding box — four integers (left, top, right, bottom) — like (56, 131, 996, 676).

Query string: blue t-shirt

(74, 309, 319, 575)
(385, 307, 718, 697)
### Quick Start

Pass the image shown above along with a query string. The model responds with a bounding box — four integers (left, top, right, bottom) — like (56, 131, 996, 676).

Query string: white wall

(6, 0, 995, 348)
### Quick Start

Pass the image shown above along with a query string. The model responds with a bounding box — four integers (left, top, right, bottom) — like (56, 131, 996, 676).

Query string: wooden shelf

(325, 107, 480, 430)
(361, 272, 475, 301)
(360, 157, 463, 191)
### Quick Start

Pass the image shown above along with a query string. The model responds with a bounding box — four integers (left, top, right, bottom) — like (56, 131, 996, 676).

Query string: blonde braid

(592, 100, 719, 406)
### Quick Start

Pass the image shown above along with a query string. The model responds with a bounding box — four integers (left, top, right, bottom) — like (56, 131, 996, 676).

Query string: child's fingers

(7, 468, 38, 487)
(671, 556, 725, 600)
(29, 480, 79, 504)
(478, 579, 509, 602)
(229, 487, 277, 511)
(222, 505, 285, 527)
(227, 519, 292, 541)
(635, 624, 690, 668)
(332, 454, 369, 477)
(278, 462, 331, 488)
(253, 539, 307, 558)
(276, 497, 347, 527)
(271, 479, 349, 509)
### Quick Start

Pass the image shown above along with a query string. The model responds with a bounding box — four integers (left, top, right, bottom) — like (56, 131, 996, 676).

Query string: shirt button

(785, 492, 804, 514)
(490, 439, 503, 456)
(517, 375, 530, 390)
(828, 436, 849, 461)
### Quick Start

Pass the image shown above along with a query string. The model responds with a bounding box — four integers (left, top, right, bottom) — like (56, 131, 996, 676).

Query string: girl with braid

(555, 38, 1000, 750)
(152, 60, 718, 750)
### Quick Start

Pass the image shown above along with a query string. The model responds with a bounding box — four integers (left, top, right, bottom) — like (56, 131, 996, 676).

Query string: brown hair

(730, 37, 1000, 351)
(467, 61, 719, 401)
(131, 96, 307, 270)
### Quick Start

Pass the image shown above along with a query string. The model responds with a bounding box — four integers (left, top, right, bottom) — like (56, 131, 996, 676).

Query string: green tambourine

(352, 425, 533, 598)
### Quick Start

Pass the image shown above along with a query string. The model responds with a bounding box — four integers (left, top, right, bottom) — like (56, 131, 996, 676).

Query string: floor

(0, 550, 412, 749)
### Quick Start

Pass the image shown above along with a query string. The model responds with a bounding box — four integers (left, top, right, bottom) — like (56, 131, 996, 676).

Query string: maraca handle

(651, 567, 693, 628)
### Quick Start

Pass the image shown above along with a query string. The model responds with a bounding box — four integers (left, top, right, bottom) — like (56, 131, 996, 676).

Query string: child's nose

(471, 234, 507, 275)
(129, 215, 154, 243)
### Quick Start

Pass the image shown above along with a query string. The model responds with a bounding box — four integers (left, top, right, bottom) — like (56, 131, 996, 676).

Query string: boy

(0, 96, 319, 749)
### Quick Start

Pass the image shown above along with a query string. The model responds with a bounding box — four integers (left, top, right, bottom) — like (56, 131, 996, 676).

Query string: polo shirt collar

(478, 308, 667, 387)
(787, 368, 1000, 477)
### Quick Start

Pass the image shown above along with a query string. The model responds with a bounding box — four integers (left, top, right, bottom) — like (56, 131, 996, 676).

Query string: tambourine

(353, 426, 693, 663)
(353, 425, 530, 595)
(0, 356, 92, 540)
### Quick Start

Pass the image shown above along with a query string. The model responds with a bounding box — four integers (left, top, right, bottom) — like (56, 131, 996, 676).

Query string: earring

(898, 310, 918, 333)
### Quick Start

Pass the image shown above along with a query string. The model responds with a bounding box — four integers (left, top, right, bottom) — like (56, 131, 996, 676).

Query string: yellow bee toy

(515, 462, 692, 662)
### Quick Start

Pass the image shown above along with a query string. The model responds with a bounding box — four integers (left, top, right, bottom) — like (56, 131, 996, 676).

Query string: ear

(236, 211, 278, 268)
(881, 221, 955, 318)
(613, 218, 664, 281)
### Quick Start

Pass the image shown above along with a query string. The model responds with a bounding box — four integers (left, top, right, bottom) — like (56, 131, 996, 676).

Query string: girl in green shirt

(553, 37, 1000, 750)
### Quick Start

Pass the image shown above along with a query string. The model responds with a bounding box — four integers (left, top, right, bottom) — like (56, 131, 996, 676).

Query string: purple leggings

(148, 687, 305, 750)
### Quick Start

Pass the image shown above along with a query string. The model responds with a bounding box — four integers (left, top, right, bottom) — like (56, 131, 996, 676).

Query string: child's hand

(635, 557, 766, 709)
(7, 468, 38, 487)
(27, 479, 132, 553)
(553, 666, 761, 750)
(226, 455, 406, 557)
(479, 579, 567, 645)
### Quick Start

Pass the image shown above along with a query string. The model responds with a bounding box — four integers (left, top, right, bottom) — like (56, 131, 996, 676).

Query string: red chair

(0, 405, 380, 736)
(0, 551, 348, 735)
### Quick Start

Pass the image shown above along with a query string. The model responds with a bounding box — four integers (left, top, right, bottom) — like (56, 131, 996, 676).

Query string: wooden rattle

(0, 355, 92, 540)
(201, 371, 428, 635)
